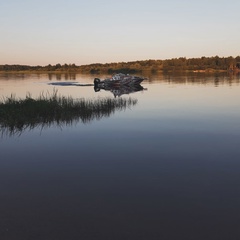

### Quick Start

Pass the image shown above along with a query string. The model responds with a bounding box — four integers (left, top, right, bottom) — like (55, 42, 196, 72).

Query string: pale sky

(0, 0, 239, 65)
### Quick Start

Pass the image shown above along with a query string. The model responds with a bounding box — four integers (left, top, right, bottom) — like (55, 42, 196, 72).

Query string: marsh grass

(0, 90, 137, 136)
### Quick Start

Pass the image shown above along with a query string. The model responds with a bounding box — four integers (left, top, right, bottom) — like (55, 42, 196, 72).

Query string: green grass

(0, 90, 137, 136)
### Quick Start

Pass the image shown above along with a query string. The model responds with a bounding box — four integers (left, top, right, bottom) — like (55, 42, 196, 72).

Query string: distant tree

(55, 63, 61, 69)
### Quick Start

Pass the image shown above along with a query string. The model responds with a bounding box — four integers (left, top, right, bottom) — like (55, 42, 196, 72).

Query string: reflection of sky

(136, 81, 240, 118)
(0, 74, 107, 99)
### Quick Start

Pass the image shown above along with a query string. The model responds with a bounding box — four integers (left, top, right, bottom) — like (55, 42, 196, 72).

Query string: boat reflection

(94, 84, 147, 97)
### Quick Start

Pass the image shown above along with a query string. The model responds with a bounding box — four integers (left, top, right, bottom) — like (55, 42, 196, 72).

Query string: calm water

(0, 73, 240, 240)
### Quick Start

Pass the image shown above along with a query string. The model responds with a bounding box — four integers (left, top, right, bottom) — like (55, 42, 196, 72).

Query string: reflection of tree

(48, 73, 77, 80)
(0, 91, 137, 137)
(147, 73, 240, 86)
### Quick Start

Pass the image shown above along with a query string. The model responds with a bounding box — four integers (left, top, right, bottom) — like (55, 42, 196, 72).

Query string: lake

(0, 72, 240, 240)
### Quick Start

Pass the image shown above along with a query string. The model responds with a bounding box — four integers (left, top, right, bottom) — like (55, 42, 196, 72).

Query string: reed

(0, 90, 137, 136)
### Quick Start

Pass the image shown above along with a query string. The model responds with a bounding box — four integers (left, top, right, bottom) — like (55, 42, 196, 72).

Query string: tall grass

(0, 90, 137, 136)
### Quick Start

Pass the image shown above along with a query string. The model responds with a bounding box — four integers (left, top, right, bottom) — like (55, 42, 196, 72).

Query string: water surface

(0, 73, 240, 240)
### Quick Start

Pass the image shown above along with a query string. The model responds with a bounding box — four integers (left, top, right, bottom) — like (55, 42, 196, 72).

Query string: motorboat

(94, 73, 145, 88)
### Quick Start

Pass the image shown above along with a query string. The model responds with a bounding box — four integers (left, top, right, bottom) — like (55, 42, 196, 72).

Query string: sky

(0, 0, 239, 66)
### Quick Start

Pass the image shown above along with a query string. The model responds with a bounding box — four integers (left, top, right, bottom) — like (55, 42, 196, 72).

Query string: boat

(94, 73, 146, 88)
(94, 82, 147, 98)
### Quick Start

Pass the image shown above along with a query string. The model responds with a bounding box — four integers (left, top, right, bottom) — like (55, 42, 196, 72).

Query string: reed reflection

(0, 90, 137, 137)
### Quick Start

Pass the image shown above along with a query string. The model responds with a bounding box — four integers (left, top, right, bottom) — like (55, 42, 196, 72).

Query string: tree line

(1, 56, 240, 74)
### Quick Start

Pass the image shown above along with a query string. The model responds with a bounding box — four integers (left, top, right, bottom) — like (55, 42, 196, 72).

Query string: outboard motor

(94, 78, 100, 87)
(94, 78, 101, 92)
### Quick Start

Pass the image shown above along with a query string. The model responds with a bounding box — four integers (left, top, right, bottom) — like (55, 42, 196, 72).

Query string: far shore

(1, 56, 239, 74)
(0, 69, 237, 74)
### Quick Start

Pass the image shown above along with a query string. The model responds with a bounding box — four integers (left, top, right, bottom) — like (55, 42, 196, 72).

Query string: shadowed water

(0, 73, 240, 240)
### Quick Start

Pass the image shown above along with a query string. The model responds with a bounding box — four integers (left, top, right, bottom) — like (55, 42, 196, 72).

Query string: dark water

(0, 73, 240, 240)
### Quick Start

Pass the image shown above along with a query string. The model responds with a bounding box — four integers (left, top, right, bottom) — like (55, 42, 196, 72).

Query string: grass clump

(0, 90, 137, 136)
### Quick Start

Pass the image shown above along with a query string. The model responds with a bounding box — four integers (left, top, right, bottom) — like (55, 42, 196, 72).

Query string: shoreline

(1, 56, 239, 74)
(0, 69, 238, 74)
